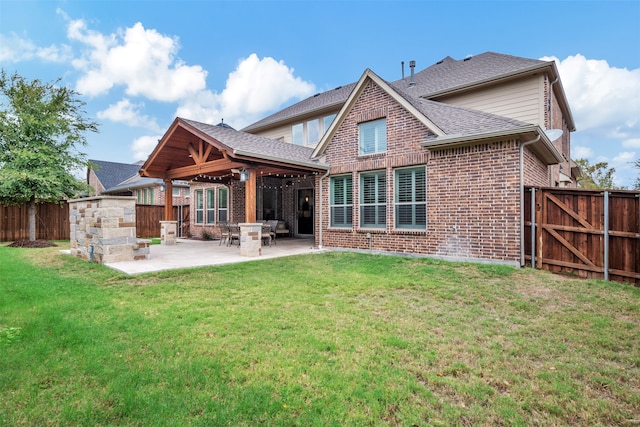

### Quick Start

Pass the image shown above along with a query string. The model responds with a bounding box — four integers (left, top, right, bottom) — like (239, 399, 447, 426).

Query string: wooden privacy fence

(0, 202, 70, 241)
(1, 203, 190, 241)
(135, 205, 190, 239)
(524, 187, 640, 285)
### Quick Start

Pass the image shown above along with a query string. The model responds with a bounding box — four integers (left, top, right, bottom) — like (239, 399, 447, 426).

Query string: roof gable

(312, 69, 445, 158)
(89, 159, 141, 191)
(140, 117, 327, 181)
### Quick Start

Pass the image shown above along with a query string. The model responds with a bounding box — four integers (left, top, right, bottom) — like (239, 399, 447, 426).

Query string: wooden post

(164, 179, 173, 221)
(245, 169, 256, 223)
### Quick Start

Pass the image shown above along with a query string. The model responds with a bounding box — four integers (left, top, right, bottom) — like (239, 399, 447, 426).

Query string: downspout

(548, 75, 559, 186)
(317, 169, 331, 249)
(520, 135, 540, 267)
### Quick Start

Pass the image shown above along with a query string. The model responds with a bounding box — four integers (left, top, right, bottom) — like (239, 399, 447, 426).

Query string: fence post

(530, 187, 536, 268)
(603, 191, 609, 281)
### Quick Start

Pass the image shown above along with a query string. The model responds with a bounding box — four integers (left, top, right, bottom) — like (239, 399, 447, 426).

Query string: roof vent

(409, 60, 416, 87)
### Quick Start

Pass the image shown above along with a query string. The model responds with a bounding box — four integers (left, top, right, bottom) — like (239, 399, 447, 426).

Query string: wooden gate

(524, 187, 640, 285)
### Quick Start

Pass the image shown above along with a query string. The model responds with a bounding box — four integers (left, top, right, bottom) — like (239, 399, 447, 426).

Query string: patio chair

(267, 220, 279, 244)
(218, 222, 230, 246)
(261, 223, 273, 247)
(227, 223, 240, 247)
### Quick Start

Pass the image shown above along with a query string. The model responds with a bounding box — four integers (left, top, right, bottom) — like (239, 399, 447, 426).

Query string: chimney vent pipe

(409, 60, 416, 87)
(401, 61, 405, 79)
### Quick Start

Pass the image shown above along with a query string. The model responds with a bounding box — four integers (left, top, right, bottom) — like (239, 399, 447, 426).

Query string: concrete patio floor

(104, 237, 326, 275)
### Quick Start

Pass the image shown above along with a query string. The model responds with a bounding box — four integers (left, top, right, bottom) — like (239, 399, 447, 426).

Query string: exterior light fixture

(239, 169, 250, 182)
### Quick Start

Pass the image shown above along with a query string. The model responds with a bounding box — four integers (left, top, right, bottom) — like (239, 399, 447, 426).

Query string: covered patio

(139, 118, 329, 245)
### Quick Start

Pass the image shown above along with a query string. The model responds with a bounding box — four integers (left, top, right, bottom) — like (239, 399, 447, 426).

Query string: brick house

(88, 159, 191, 206)
(140, 52, 577, 266)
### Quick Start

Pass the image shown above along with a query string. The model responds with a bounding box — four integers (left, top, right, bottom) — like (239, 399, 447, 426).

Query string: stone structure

(160, 220, 177, 245)
(69, 196, 150, 263)
(239, 223, 262, 257)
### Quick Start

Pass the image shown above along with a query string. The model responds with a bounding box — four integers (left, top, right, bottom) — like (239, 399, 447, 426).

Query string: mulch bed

(7, 240, 58, 248)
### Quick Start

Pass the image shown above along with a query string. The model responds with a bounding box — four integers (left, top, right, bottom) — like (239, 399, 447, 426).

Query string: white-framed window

(330, 175, 353, 227)
(359, 118, 386, 155)
(395, 167, 426, 229)
(136, 189, 142, 204)
(184, 187, 190, 197)
(360, 170, 386, 228)
(149, 188, 154, 205)
(291, 114, 338, 147)
(206, 188, 215, 224)
(306, 119, 320, 145)
(172, 187, 180, 196)
(218, 187, 228, 222)
(195, 189, 204, 224)
(292, 123, 304, 145)
(323, 114, 336, 133)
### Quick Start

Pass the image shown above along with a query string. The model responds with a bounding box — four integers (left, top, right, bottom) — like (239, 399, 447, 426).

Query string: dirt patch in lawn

(7, 240, 58, 248)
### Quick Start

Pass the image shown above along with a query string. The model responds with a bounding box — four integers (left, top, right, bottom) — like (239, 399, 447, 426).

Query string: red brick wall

(316, 78, 525, 264)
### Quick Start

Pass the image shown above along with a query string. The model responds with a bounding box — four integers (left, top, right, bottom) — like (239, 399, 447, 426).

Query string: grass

(0, 243, 638, 426)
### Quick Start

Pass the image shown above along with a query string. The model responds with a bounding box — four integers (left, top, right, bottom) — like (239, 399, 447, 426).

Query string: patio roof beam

(147, 158, 249, 179)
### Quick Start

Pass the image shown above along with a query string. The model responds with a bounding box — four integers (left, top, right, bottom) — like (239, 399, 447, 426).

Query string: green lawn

(1, 243, 638, 426)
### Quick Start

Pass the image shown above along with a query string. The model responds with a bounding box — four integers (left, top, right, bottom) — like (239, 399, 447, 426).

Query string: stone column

(160, 220, 178, 245)
(239, 223, 262, 257)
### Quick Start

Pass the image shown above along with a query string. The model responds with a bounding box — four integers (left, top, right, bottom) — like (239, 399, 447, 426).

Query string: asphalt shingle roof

(181, 118, 327, 168)
(89, 160, 141, 191)
(406, 52, 548, 98)
(243, 52, 551, 133)
(242, 83, 356, 132)
(390, 82, 531, 137)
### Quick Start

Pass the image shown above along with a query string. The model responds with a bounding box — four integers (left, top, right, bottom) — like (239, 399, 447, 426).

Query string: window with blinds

(194, 190, 204, 224)
(218, 187, 228, 223)
(395, 167, 426, 229)
(330, 175, 353, 227)
(359, 118, 386, 155)
(360, 171, 386, 228)
(206, 188, 215, 224)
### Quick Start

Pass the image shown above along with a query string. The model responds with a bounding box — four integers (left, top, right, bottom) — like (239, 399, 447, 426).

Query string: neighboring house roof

(89, 159, 141, 191)
(181, 118, 328, 170)
(101, 176, 162, 194)
(244, 51, 575, 134)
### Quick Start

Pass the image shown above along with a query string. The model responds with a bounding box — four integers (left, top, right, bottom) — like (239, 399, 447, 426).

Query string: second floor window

(359, 118, 386, 155)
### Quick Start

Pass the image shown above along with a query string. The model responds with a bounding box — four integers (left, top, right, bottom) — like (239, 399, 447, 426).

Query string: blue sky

(1, 0, 639, 186)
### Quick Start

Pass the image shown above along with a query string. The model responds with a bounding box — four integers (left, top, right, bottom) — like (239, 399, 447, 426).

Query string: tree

(634, 159, 640, 190)
(0, 70, 98, 241)
(574, 158, 624, 190)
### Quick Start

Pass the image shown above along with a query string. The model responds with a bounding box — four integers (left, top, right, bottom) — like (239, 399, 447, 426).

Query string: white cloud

(66, 18, 207, 101)
(131, 135, 162, 161)
(176, 54, 316, 129)
(542, 54, 640, 187)
(571, 145, 593, 159)
(622, 138, 640, 148)
(0, 33, 72, 63)
(542, 54, 640, 136)
(97, 99, 161, 132)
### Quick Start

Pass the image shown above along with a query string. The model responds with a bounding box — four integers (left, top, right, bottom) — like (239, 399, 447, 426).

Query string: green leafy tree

(0, 70, 98, 241)
(574, 158, 623, 190)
